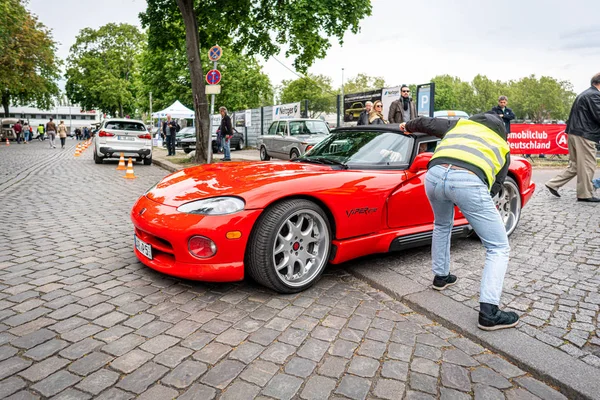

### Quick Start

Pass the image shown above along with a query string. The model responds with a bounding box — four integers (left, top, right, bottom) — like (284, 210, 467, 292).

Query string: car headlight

(177, 197, 245, 215)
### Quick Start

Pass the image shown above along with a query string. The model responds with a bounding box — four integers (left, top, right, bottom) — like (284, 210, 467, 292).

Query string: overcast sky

(29, 0, 600, 95)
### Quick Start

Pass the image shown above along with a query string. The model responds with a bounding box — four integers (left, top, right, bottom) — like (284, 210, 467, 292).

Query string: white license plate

(118, 136, 135, 141)
(134, 235, 153, 260)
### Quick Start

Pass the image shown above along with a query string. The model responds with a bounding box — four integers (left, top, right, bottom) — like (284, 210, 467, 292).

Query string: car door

(271, 121, 289, 158)
(260, 122, 278, 154)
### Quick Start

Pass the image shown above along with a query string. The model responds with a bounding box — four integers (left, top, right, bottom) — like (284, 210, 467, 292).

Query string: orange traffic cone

(74, 145, 81, 157)
(116, 153, 126, 170)
(5, 137, 9, 146)
(123, 157, 136, 179)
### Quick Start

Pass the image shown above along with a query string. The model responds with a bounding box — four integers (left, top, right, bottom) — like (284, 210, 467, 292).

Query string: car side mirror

(409, 153, 432, 173)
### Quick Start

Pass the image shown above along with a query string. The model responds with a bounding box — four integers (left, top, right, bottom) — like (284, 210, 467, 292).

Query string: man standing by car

(401, 113, 518, 331)
(14, 120, 22, 144)
(357, 101, 373, 126)
(545, 72, 600, 202)
(389, 85, 417, 124)
(163, 114, 179, 156)
(219, 106, 232, 161)
(491, 96, 515, 134)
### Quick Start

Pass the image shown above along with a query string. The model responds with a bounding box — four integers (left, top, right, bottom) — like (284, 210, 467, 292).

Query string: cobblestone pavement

(346, 179, 600, 371)
(0, 142, 569, 399)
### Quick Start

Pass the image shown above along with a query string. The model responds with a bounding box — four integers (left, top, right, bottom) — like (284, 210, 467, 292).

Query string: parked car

(0, 118, 19, 141)
(175, 127, 196, 148)
(180, 128, 245, 154)
(93, 118, 152, 165)
(257, 119, 330, 161)
(433, 110, 470, 120)
(131, 124, 535, 293)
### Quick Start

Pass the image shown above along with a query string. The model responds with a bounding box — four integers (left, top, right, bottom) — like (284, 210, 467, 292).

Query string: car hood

(147, 161, 338, 208)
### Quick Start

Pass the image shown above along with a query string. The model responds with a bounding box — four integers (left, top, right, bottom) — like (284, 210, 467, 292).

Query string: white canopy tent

(151, 100, 195, 119)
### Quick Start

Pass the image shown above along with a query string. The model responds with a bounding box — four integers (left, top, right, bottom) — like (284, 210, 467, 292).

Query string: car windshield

(299, 129, 414, 168)
(105, 121, 146, 131)
(289, 121, 329, 135)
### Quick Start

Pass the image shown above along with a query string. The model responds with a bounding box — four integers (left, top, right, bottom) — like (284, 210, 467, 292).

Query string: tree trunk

(2, 91, 10, 117)
(176, 0, 209, 164)
(120, 103, 124, 118)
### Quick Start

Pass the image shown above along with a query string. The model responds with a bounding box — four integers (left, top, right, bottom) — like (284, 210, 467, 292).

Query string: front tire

(246, 199, 332, 293)
(495, 176, 521, 236)
(260, 146, 270, 161)
(290, 149, 300, 159)
(143, 156, 152, 165)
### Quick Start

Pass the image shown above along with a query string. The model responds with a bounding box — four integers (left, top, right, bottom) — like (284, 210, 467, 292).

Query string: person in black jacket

(546, 72, 600, 202)
(401, 113, 519, 331)
(490, 96, 515, 134)
(219, 106, 233, 161)
(357, 101, 373, 126)
(163, 115, 180, 156)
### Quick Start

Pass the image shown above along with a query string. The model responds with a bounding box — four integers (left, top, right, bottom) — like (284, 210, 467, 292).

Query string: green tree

(343, 73, 386, 95)
(65, 23, 145, 117)
(280, 74, 336, 117)
(510, 75, 575, 123)
(0, 0, 60, 116)
(431, 75, 476, 113)
(141, 0, 372, 163)
(471, 74, 506, 114)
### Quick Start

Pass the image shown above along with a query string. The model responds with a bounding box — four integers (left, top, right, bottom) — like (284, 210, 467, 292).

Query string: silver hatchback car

(258, 119, 330, 160)
(93, 118, 152, 165)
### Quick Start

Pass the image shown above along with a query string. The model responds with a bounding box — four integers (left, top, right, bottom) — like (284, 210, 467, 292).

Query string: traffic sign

(208, 45, 222, 62)
(206, 69, 221, 85)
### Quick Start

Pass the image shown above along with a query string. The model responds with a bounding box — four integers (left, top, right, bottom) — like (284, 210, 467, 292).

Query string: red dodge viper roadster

(131, 126, 535, 293)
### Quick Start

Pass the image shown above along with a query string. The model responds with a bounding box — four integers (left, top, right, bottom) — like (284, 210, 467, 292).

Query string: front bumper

(131, 195, 262, 282)
(99, 146, 151, 158)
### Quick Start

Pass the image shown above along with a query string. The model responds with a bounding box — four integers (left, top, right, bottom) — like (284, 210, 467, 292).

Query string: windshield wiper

(294, 157, 348, 169)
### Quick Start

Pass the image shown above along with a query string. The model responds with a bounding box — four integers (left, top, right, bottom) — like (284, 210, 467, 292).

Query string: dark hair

(400, 84, 409, 90)
(591, 72, 600, 86)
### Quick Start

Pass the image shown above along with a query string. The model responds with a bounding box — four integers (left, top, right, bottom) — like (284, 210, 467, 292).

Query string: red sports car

(131, 125, 535, 293)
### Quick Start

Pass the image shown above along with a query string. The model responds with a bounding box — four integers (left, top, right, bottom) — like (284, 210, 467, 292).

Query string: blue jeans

(222, 137, 231, 160)
(425, 165, 510, 305)
(593, 177, 600, 190)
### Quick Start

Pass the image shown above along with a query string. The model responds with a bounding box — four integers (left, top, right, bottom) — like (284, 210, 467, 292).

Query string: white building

(4, 99, 101, 133)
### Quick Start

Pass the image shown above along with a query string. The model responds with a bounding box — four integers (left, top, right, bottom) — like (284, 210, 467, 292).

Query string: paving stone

(515, 376, 568, 400)
(471, 366, 512, 389)
(23, 339, 68, 361)
(240, 360, 279, 386)
(0, 377, 26, 399)
(75, 369, 119, 395)
(178, 383, 217, 400)
(411, 357, 440, 377)
(0, 345, 18, 361)
(200, 359, 245, 389)
(10, 329, 55, 350)
(474, 354, 525, 378)
(18, 356, 70, 382)
(229, 341, 264, 364)
(278, 328, 309, 346)
(339, 327, 364, 343)
(318, 355, 348, 378)
(248, 328, 280, 346)
(388, 342, 413, 362)
(122, 313, 155, 329)
(162, 360, 207, 388)
(348, 355, 380, 377)
(405, 390, 437, 399)
(154, 346, 193, 368)
(59, 338, 103, 360)
(0, 357, 33, 380)
(61, 324, 103, 343)
(135, 320, 172, 338)
(374, 378, 406, 400)
(441, 362, 471, 392)
(67, 352, 113, 377)
(443, 348, 479, 367)
(219, 381, 261, 400)
(93, 312, 128, 328)
(300, 375, 336, 400)
(180, 331, 216, 350)
(193, 342, 232, 364)
(260, 342, 296, 364)
(116, 362, 168, 394)
(335, 375, 371, 400)
(215, 328, 249, 346)
(101, 334, 145, 357)
(381, 360, 409, 381)
(504, 388, 542, 400)
(49, 388, 91, 400)
(473, 384, 505, 400)
(110, 349, 153, 373)
(94, 325, 133, 343)
(262, 373, 303, 400)
(165, 320, 202, 338)
(440, 387, 472, 400)
(297, 338, 329, 362)
(329, 339, 358, 358)
(311, 326, 338, 341)
(30, 370, 81, 397)
(356, 339, 386, 359)
(409, 371, 438, 395)
(137, 384, 179, 400)
(284, 356, 316, 378)
(139, 334, 179, 354)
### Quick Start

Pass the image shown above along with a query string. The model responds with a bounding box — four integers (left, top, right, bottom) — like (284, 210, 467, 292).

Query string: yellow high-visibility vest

(430, 119, 510, 189)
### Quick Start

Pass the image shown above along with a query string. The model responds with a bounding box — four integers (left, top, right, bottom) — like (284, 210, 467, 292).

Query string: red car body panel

(131, 154, 535, 283)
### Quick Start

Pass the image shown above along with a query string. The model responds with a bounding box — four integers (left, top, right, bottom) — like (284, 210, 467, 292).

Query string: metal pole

(149, 92, 153, 148)
(207, 60, 217, 164)
(341, 68, 344, 127)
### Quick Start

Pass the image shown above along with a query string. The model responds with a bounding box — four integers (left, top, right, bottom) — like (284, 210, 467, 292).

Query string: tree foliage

(0, 0, 60, 116)
(343, 73, 386, 95)
(65, 23, 145, 117)
(280, 74, 336, 117)
(141, 0, 372, 163)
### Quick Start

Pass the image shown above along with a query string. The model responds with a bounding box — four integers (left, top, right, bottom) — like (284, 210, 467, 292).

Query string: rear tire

(260, 146, 270, 161)
(143, 156, 152, 165)
(469, 176, 521, 238)
(236, 139, 244, 151)
(290, 149, 300, 159)
(246, 199, 331, 293)
(183, 148, 192, 154)
(93, 150, 103, 164)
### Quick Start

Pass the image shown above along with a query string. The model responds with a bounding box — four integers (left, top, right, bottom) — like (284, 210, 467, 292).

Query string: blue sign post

(208, 45, 222, 62)
(417, 83, 435, 117)
(206, 69, 221, 85)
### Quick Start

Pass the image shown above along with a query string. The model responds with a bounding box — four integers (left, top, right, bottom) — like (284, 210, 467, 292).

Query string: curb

(152, 157, 178, 173)
(349, 266, 600, 400)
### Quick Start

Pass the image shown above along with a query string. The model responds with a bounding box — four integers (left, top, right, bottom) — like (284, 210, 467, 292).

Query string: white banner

(245, 109, 252, 127)
(273, 102, 301, 120)
(381, 87, 400, 122)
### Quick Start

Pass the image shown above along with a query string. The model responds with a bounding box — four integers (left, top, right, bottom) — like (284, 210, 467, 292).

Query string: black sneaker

(478, 303, 519, 331)
(432, 274, 457, 291)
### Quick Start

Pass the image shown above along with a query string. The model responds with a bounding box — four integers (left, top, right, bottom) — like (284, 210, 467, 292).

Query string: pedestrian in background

(401, 113, 518, 331)
(22, 122, 30, 144)
(219, 106, 232, 161)
(14, 120, 22, 144)
(388, 85, 417, 124)
(491, 96, 515, 135)
(546, 72, 600, 202)
(46, 118, 57, 148)
(357, 101, 373, 126)
(369, 100, 388, 125)
(57, 120, 68, 149)
(37, 124, 45, 141)
(163, 114, 179, 156)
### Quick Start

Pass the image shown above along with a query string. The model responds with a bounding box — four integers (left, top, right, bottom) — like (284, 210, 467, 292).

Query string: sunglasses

(375, 105, 382, 108)
(402, 90, 410, 93)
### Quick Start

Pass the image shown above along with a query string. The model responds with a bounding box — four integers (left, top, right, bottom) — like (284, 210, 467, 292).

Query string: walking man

(545, 72, 600, 202)
(357, 101, 373, 126)
(388, 85, 417, 124)
(219, 106, 232, 161)
(46, 118, 57, 148)
(401, 113, 519, 330)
